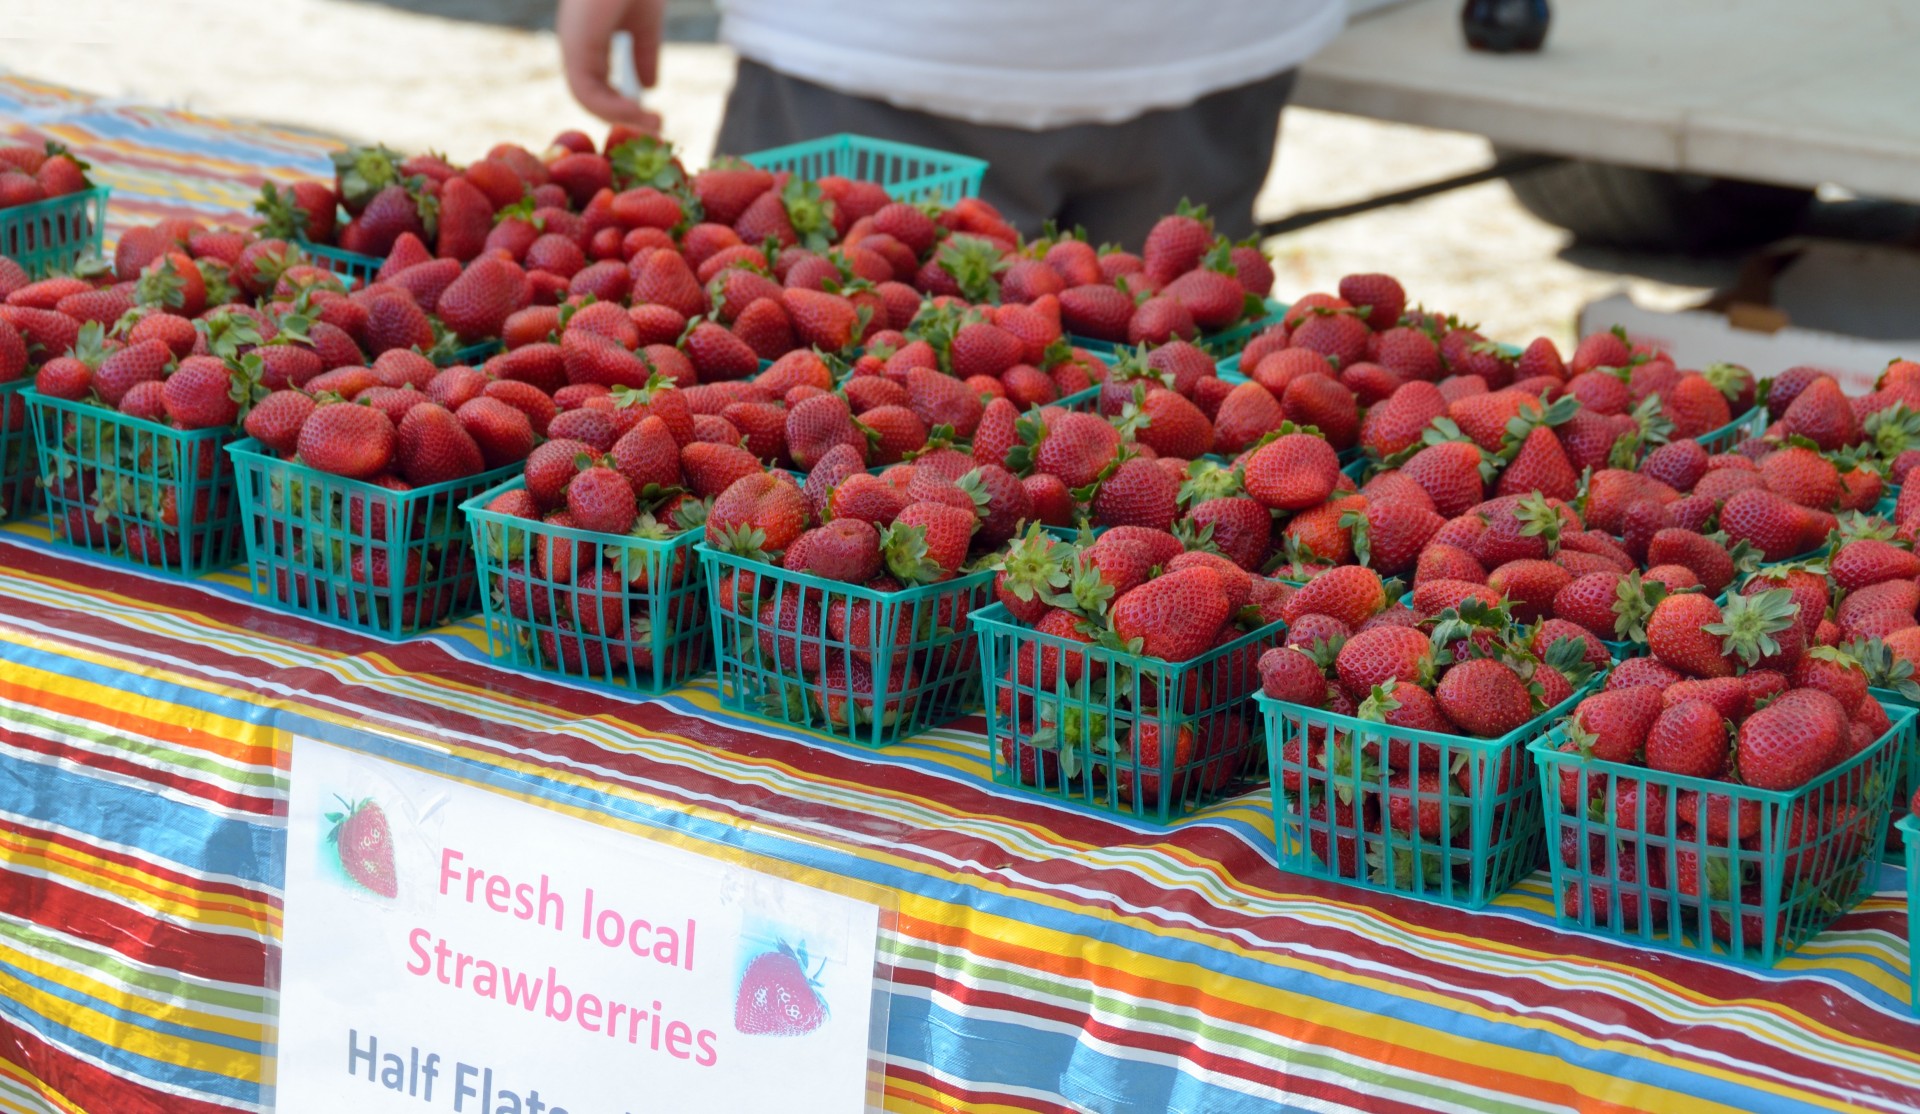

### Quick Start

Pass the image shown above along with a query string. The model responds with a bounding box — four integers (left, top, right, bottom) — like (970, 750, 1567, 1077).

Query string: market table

(5, 523, 1920, 1114)
(1298, 0, 1920, 203)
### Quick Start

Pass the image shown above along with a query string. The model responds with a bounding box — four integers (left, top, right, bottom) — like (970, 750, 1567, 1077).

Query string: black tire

(1500, 153, 1813, 250)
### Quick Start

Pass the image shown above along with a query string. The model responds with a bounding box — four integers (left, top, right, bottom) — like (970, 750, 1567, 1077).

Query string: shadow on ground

(337, 0, 720, 38)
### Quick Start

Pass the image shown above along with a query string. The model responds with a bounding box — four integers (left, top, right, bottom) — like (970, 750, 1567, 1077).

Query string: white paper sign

(275, 735, 884, 1114)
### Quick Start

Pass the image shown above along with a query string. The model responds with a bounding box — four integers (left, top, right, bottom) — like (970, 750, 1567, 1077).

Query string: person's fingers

(622, 0, 663, 88)
(556, 0, 656, 128)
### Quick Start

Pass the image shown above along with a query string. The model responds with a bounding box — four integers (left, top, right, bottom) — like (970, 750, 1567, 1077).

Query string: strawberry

(881, 501, 976, 583)
(734, 940, 828, 1036)
(297, 402, 396, 479)
(396, 403, 485, 486)
(1486, 559, 1572, 623)
(1127, 295, 1196, 346)
(1211, 381, 1288, 456)
(1260, 646, 1328, 705)
(1644, 700, 1729, 778)
(1644, 528, 1734, 595)
(1289, 312, 1371, 368)
(783, 288, 861, 352)
(708, 472, 807, 556)
(1435, 658, 1533, 738)
(1241, 433, 1339, 511)
(1567, 685, 1663, 763)
(1334, 625, 1433, 701)
(693, 164, 775, 227)
(1400, 441, 1488, 518)
(93, 339, 174, 408)
(1111, 566, 1231, 661)
(1569, 327, 1632, 375)
(1828, 538, 1920, 591)
(1719, 488, 1807, 562)
(681, 440, 763, 499)
(786, 518, 883, 584)
(454, 397, 535, 469)
(1736, 688, 1846, 790)
(903, 367, 985, 440)
(784, 393, 866, 471)
(1142, 202, 1213, 284)
(1115, 720, 1197, 805)
(1164, 268, 1245, 331)
(628, 248, 707, 319)
(1337, 273, 1405, 331)
(1790, 645, 1868, 716)
(326, 798, 397, 898)
(1058, 284, 1134, 342)
(1495, 424, 1579, 501)
(1187, 496, 1271, 571)
(1091, 458, 1178, 531)
(1282, 565, 1386, 630)
(1646, 593, 1733, 678)
(1780, 375, 1859, 451)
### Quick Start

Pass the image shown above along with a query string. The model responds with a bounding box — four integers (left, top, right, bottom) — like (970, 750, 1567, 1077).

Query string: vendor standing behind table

(557, 0, 1347, 247)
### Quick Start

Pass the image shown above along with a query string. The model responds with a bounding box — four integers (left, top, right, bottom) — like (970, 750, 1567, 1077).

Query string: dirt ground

(0, 0, 1745, 348)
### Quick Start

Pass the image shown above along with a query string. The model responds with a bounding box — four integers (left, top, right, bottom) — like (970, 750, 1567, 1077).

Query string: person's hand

(556, 0, 665, 133)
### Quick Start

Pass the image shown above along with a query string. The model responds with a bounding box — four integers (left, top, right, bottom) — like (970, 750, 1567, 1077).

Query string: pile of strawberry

(988, 524, 1289, 803)
(1547, 580, 1894, 937)
(1257, 566, 1596, 885)
(474, 385, 711, 680)
(0, 141, 94, 211)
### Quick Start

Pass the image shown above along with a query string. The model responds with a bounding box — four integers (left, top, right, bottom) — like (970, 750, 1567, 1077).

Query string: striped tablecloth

(3, 523, 1920, 1114)
(0, 75, 342, 242)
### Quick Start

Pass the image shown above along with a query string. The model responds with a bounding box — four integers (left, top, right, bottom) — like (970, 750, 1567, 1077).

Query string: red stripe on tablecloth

(0, 816, 272, 913)
(0, 723, 278, 818)
(0, 1015, 243, 1114)
(0, 868, 267, 987)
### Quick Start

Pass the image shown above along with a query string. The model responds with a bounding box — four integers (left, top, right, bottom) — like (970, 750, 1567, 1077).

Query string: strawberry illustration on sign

(734, 939, 829, 1036)
(326, 796, 397, 898)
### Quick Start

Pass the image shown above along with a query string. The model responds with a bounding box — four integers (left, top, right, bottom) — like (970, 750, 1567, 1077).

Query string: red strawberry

(1433, 658, 1533, 737)
(1737, 688, 1845, 790)
(1211, 381, 1288, 456)
(879, 501, 976, 583)
(1058, 284, 1134, 342)
(1568, 685, 1663, 763)
(1336, 273, 1406, 330)
(297, 402, 397, 479)
(1644, 700, 1729, 778)
(1241, 433, 1339, 511)
(734, 941, 828, 1036)
(786, 518, 882, 583)
(784, 288, 861, 352)
(395, 403, 485, 486)
(327, 798, 397, 897)
(1142, 202, 1213, 284)
(1111, 566, 1231, 661)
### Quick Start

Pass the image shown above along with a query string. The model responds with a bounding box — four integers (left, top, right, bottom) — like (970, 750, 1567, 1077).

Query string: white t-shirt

(717, 0, 1347, 130)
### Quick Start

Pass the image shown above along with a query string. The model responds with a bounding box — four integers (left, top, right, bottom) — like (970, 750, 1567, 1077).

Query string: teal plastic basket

(1694, 406, 1766, 456)
(463, 477, 709, 691)
(0, 378, 37, 522)
(701, 543, 992, 747)
(0, 187, 109, 278)
(1260, 679, 1588, 908)
(440, 339, 503, 368)
(738, 134, 985, 205)
(228, 437, 515, 637)
(974, 602, 1283, 823)
(24, 389, 242, 575)
(1902, 813, 1920, 1013)
(1531, 695, 1911, 967)
(295, 236, 382, 288)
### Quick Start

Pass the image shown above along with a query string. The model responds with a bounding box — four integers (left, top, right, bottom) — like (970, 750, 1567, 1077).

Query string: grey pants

(715, 58, 1295, 248)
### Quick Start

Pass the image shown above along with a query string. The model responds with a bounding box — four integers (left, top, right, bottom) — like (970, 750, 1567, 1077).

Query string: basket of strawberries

(700, 441, 1012, 748)
(1257, 566, 1598, 907)
(1531, 583, 1913, 965)
(23, 293, 253, 576)
(0, 143, 109, 278)
(227, 364, 532, 636)
(463, 417, 710, 690)
(974, 524, 1291, 823)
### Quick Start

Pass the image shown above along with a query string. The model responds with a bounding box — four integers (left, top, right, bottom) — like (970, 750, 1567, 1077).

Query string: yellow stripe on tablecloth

(0, 968, 263, 1086)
